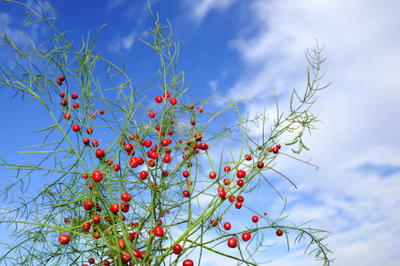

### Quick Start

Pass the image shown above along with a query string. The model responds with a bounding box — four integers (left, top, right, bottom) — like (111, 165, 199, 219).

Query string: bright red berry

(173, 244, 182, 254)
(183, 171, 190, 178)
(237, 170, 246, 178)
(209, 171, 216, 179)
(272, 147, 279, 154)
(183, 259, 194, 266)
(113, 164, 120, 171)
(64, 113, 71, 120)
(71, 92, 78, 99)
(276, 229, 283, 236)
(154, 226, 164, 237)
(92, 170, 103, 182)
(242, 232, 251, 241)
(73, 102, 79, 109)
(140, 170, 148, 180)
(83, 138, 90, 145)
(84, 200, 94, 210)
(110, 203, 119, 213)
(257, 162, 264, 169)
(183, 190, 190, 197)
(170, 98, 177, 105)
(93, 215, 100, 223)
(99, 109, 105, 115)
(163, 92, 170, 99)
(60, 92, 65, 98)
(252, 215, 259, 223)
(223, 222, 231, 230)
(59, 75, 65, 81)
(224, 166, 231, 172)
(58, 234, 70, 244)
(92, 140, 99, 147)
(86, 127, 93, 134)
(155, 96, 163, 103)
(237, 180, 244, 186)
(121, 193, 131, 202)
(72, 124, 80, 132)
(227, 237, 237, 248)
(95, 148, 105, 158)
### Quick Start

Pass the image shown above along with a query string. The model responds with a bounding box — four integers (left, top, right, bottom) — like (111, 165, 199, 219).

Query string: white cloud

(184, 0, 236, 23)
(108, 32, 136, 52)
(226, 0, 400, 265)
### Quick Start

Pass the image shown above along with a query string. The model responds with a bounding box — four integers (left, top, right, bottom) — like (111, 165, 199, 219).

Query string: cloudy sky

(0, 0, 399, 265)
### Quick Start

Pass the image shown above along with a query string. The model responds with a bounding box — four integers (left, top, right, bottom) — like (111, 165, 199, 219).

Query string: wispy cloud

(184, 0, 236, 23)
(226, 0, 400, 265)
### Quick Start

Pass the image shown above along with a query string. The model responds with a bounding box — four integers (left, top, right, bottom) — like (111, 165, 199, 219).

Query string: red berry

(272, 147, 279, 154)
(276, 229, 283, 236)
(140, 170, 148, 180)
(223, 178, 230, 186)
(149, 111, 155, 118)
(84, 200, 94, 210)
(245, 154, 252, 161)
(242, 232, 251, 241)
(81, 173, 89, 179)
(57, 79, 62, 86)
(71, 92, 78, 99)
(113, 164, 120, 171)
(73, 102, 79, 109)
(59, 75, 65, 81)
(86, 127, 93, 134)
(121, 193, 131, 202)
(82, 221, 91, 232)
(61, 99, 68, 106)
(83, 138, 90, 145)
(92, 170, 103, 182)
(237, 180, 244, 186)
(163, 92, 170, 99)
(121, 202, 130, 212)
(223, 222, 231, 230)
(227, 237, 237, 248)
(124, 143, 134, 153)
(103, 260, 110, 265)
(211, 219, 218, 227)
(72, 124, 80, 132)
(237, 170, 246, 178)
(229, 195, 235, 202)
(95, 148, 105, 158)
(173, 244, 182, 254)
(183, 171, 190, 178)
(92, 140, 99, 147)
(235, 202, 242, 209)
(219, 190, 226, 199)
(88, 183, 94, 190)
(276, 144, 281, 149)
(121, 252, 130, 263)
(60, 92, 65, 98)
(58, 234, 70, 244)
(209, 171, 216, 179)
(64, 113, 71, 120)
(257, 162, 264, 169)
(119, 239, 126, 250)
(93, 231, 100, 239)
(64, 218, 69, 223)
(183, 259, 194, 266)
(170, 98, 177, 105)
(237, 195, 244, 202)
(163, 155, 171, 163)
(93, 215, 100, 223)
(155, 96, 163, 103)
(154, 226, 164, 237)
(224, 166, 231, 172)
(252, 215, 259, 223)
(110, 203, 119, 213)
(99, 109, 105, 115)
(90, 113, 95, 118)
(183, 190, 190, 197)
(88, 258, 95, 264)
(106, 159, 113, 166)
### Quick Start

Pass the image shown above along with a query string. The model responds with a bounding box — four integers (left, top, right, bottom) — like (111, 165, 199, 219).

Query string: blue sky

(1, 0, 400, 265)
